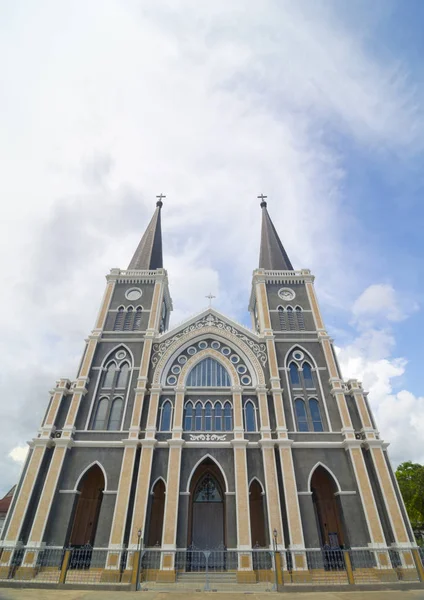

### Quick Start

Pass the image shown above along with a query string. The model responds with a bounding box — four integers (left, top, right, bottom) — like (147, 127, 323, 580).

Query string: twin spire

(127, 196, 293, 272)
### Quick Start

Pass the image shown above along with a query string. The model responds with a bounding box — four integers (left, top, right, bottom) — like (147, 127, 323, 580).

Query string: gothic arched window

(116, 363, 129, 389)
(287, 306, 295, 330)
(309, 399, 323, 432)
(278, 306, 286, 330)
(160, 401, 172, 431)
(195, 402, 202, 431)
(184, 402, 193, 431)
(108, 398, 123, 430)
(224, 402, 233, 431)
(296, 306, 305, 330)
(133, 306, 142, 330)
(289, 363, 300, 386)
(103, 363, 117, 388)
(93, 398, 108, 430)
(244, 401, 256, 432)
(295, 399, 309, 432)
(214, 402, 223, 431)
(114, 307, 124, 331)
(204, 401, 213, 431)
(123, 307, 134, 331)
(186, 358, 231, 387)
(303, 363, 314, 388)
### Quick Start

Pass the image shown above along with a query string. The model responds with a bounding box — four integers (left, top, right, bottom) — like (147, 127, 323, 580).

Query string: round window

(125, 288, 142, 301)
(211, 341, 221, 350)
(230, 354, 240, 364)
(241, 375, 251, 386)
(293, 351, 304, 361)
(116, 350, 126, 360)
(187, 346, 197, 356)
(198, 341, 208, 350)
(171, 365, 181, 375)
(178, 355, 188, 365)
(237, 365, 247, 375)
(221, 347, 231, 356)
(167, 375, 177, 386)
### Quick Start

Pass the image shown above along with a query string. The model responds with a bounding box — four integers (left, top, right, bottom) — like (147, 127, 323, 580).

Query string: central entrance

(188, 459, 226, 549)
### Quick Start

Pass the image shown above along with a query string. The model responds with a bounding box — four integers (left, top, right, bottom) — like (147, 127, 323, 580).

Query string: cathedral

(0, 198, 417, 584)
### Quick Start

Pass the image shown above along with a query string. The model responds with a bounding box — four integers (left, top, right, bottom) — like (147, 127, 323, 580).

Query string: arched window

(296, 306, 305, 330)
(303, 363, 314, 388)
(309, 399, 323, 432)
(93, 398, 108, 430)
(295, 399, 309, 432)
(114, 307, 124, 331)
(108, 398, 123, 430)
(186, 358, 231, 387)
(289, 362, 300, 386)
(214, 403, 222, 431)
(133, 306, 142, 330)
(278, 307, 286, 330)
(103, 363, 117, 388)
(195, 402, 202, 431)
(244, 401, 256, 432)
(123, 307, 134, 331)
(184, 402, 193, 431)
(116, 363, 129, 388)
(204, 401, 213, 431)
(287, 306, 295, 330)
(224, 402, 232, 431)
(160, 401, 172, 431)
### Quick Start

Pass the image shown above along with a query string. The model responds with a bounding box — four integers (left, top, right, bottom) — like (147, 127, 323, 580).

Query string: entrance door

(191, 473, 224, 548)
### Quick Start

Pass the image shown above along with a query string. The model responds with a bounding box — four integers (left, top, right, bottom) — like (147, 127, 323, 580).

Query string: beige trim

(94, 280, 115, 330)
(173, 389, 185, 437)
(161, 445, 182, 547)
(79, 338, 97, 379)
(261, 446, 284, 546)
(129, 446, 154, 546)
(148, 281, 163, 331)
(232, 389, 243, 431)
(278, 446, 305, 547)
(305, 281, 325, 331)
(109, 446, 137, 546)
(233, 445, 251, 547)
(256, 390, 270, 430)
(146, 390, 161, 431)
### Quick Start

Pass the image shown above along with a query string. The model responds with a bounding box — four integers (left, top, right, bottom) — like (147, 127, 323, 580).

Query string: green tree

(395, 461, 424, 543)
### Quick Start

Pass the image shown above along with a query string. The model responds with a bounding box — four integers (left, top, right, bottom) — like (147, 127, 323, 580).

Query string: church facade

(0, 198, 416, 581)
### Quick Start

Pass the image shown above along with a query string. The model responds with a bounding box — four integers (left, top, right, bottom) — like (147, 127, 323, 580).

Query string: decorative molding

(188, 433, 227, 442)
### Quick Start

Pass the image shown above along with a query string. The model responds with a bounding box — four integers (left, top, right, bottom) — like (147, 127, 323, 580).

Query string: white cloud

(352, 284, 416, 324)
(0, 1, 422, 494)
(8, 446, 29, 465)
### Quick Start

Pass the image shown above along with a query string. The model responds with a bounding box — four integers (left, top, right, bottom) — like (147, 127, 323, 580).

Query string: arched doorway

(249, 480, 267, 547)
(69, 464, 105, 546)
(311, 466, 345, 548)
(147, 479, 166, 546)
(188, 459, 226, 549)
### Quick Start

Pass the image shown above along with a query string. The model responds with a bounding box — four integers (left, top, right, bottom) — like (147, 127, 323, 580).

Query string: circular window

(293, 351, 304, 361)
(211, 341, 221, 350)
(125, 288, 142, 301)
(178, 355, 187, 365)
(187, 346, 197, 356)
(171, 365, 181, 375)
(278, 287, 295, 301)
(116, 350, 126, 360)
(198, 341, 208, 350)
(221, 346, 231, 356)
(167, 375, 177, 386)
(230, 354, 240, 364)
(237, 365, 247, 375)
(241, 375, 252, 386)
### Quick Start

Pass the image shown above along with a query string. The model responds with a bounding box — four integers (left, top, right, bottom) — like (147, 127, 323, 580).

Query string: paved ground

(0, 590, 423, 600)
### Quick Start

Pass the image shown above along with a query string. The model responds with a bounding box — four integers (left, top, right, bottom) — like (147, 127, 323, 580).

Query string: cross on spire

(206, 292, 216, 307)
(156, 193, 166, 207)
(257, 193, 268, 208)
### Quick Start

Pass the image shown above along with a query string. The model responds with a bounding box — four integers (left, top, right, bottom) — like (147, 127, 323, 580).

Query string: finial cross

(257, 194, 267, 201)
(156, 193, 166, 201)
(206, 292, 216, 307)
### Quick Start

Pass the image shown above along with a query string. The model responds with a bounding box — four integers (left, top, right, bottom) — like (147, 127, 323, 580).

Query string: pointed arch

(150, 476, 166, 495)
(244, 399, 257, 432)
(74, 461, 108, 492)
(284, 344, 318, 369)
(178, 349, 239, 388)
(186, 454, 229, 494)
(307, 462, 342, 494)
(248, 476, 265, 494)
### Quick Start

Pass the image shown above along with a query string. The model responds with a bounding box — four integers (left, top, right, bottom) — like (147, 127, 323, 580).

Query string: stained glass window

(194, 474, 222, 502)
(289, 363, 300, 386)
(245, 401, 256, 432)
(303, 363, 314, 388)
(108, 398, 123, 430)
(184, 402, 193, 431)
(295, 399, 309, 432)
(309, 399, 323, 432)
(160, 401, 172, 431)
(186, 358, 231, 387)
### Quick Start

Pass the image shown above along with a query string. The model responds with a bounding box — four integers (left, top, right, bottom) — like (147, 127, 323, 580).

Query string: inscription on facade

(188, 433, 227, 441)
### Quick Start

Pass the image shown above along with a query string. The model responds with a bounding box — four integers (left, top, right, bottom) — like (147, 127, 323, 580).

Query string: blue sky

(0, 0, 423, 496)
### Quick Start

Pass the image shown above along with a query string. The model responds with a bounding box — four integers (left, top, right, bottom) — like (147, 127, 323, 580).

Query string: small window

(296, 307, 305, 330)
(214, 403, 222, 431)
(108, 398, 123, 430)
(133, 307, 142, 330)
(245, 401, 256, 432)
(303, 363, 314, 388)
(287, 306, 295, 330)
(114, 307, 124, 331)
(289, 363, 300, 386)
(309, 399, 323, 432)
(224, 402, 232, 431)
(205, 402, 212, 431)
(184, 403, 193, 431)
(160, 401, 172, 431)
(123, 307, 134, 331)
(278, 307, 286, 330)
(116, 363, 129, 388)
(93, 398, 108, 430)
(295, 399, 309, 432)
(103, 363, 116, 388)
(195, 403, 202, 431)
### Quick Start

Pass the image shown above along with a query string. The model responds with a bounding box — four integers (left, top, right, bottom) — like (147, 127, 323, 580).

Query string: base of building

(156, 569, 177, 583)
(13, 567, 37, 581)
(100, 569, 122, 583)
(236, 570, 257, 583)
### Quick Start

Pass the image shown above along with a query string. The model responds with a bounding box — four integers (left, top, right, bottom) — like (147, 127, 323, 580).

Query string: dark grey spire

(128, 199, 163, 270)
(259, 198, 294, 270)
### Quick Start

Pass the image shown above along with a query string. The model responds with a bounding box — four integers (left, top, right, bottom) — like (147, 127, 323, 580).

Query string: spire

(258, 196, 294, 271)
(128, 197, 164, 270)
